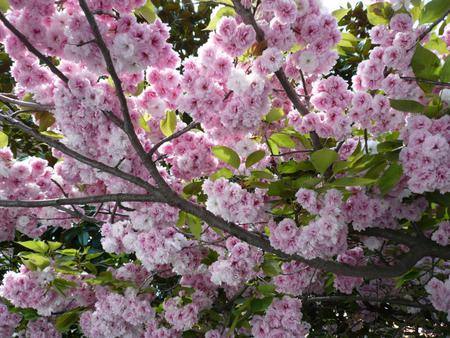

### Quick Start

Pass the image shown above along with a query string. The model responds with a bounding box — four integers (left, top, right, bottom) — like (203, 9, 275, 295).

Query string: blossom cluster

(203, 178, 266, 224)
(251, 296, 310, 337)
(209, 239, 263, 287)
(426, 277, 450, 321)
(79, 287, 154, 338)
(400, 115, 450, 193)
(0, 301, 21, 337)
(0, 265, 94, 316)
(0, 148, 71, 241)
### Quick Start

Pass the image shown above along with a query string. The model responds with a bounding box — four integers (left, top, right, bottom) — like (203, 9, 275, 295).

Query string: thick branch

(78, 0, 171, 191)
(232, 0, 322, 150)
(0, 12, 68, 84)
(0, 112, 157, 193)
(304, 296, 434, 311)
(0, 193, 162, 208)
(161, 194, 449, 278)
(0, 94, 54, 111)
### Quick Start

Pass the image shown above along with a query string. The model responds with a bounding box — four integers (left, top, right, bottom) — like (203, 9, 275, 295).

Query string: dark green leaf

(389, 99, 425, 113)
(55, 311, 80, 333)
(378, 163, 403, 194)
(419, 0, 450, 24)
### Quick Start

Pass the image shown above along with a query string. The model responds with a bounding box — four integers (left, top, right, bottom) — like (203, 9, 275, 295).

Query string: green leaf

(378, 163, 403, 194)
(330, 177, 377, 187)
(138, 113, 151, 133)
(278, 160, 314, 174)
(201, 250, 219, 266)
(389, 99, 425, 113)
(264, 107, 285, 123)
(187, 214, 202, 239)
(210, 168, 233, 180)
(367, 2, 394, 25)
(17, 241, 49, 253)
(19, 252, 51, 270)
(55, 311, 80, 333)
(160, 110, 177, 137)
(441, 56, 450, 82)
(0, 131, 8, 148)
(377, 140, 403, 153)
(257, 284, 276, 296)
(251, 170, 274, 180)
(250, 297, 273, 313)
(41, 131, 64, 139)
(245, 150, 266, 168)
(47, 241, 62, 251)
(425, 191, 450, 206)
(424, 33, 449, 54)
(183, 181, 203, 196)
(0, 0, 9, 13)
(134, 0, 157, 23)
(212, 145, 240, 169)
(261, 259, 281, 277)
(269, 133, 296, 149)
(411, 45, 441, 92)
(419, 0, 450, 24)
(332, 7, 350, 22)
(204, 7, 235, 31)
(35, 111, 56, 132)
(310, 148, 338, 175)
(395, 268, 422, 288)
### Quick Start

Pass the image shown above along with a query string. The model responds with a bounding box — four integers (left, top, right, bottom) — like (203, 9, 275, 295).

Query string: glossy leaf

(212, 145, 240, 169)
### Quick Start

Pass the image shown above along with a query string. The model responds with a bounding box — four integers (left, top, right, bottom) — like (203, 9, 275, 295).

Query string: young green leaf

(204, 7, 235, 31)
(0, 131, 8, 148)
(310, 148, 338, 175)
(264, 107, 285, 123)
(134, 0, 157, 23)
(17, 240, 49, 253)
(270, 133, 296, 148)
(212, 145, 240, 169)
(160, 110, 177, 137)
(245, 150, 266, 168)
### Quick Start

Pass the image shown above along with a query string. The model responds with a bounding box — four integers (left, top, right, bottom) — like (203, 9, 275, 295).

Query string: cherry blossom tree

(0, 0, 449, 336)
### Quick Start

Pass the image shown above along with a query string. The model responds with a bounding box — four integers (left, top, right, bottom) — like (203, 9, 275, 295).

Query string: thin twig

(400, 76, 450, 88)
(148, 122, 200, 158)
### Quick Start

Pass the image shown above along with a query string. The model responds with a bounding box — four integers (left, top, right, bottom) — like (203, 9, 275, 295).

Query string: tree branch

(0, 12, 69, 84)
(416, 9, 450, 45)
(0, 94, 54, 111)
(0, 193, 163, 208)
(148, 122, 200, 158)
(304, 295, 434, 311)
(231, 0, 322, 150)
(400, 76, 450, 88)
(79, 0, 174, 192)
(0, 112, 157, 193)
